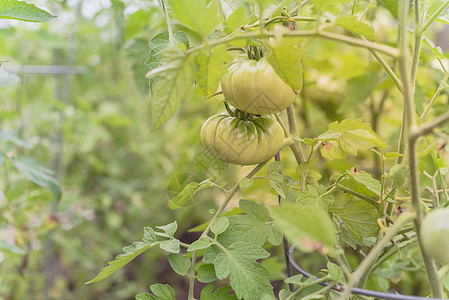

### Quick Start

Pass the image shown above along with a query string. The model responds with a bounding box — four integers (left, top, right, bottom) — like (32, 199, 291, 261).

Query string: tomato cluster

(200, 55, 296, 165)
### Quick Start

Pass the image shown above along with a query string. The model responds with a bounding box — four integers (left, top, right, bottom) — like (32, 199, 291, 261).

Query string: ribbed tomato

(221, 58, 297, 115)
(420, 208, 449, 263)
(200, 112, 285, 165)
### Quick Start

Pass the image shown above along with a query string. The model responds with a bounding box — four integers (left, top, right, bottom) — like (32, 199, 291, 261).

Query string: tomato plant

(200, 111, 286, 165)
(5, 0, 449, 299)
(86, 0, 449, 299)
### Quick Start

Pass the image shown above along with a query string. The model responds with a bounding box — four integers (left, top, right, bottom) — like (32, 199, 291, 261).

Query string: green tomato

(200, 112, 285, 165)
(221, 57, 297, 115)
(420, 208, 449, 264)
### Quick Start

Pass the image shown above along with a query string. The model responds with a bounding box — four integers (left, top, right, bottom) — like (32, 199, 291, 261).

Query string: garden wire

(287, 245, 448, 300)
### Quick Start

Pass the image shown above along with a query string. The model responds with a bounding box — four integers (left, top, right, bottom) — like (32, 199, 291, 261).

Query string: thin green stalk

(420, 73, 449, 120)
(368, 46, 403, 93)
(158, 0, 173, 41)
(372, 237, 417, 272)
(337, 211, 416, 300)
(354, 33, 402, 93)
(410, 0, 423, 92)
(399, 0, 444, 296)
(183, 29, 400, 60)
(187, 251, 197, 300)
(286, 276, 334, 300)
(286, 105, 305, 163)
(351, 0, 358, 15)
(187, 161, 268, 299)
(408, 135, 443, 297)
(421, 0, 449, 33)
(275, 114, 289, 137)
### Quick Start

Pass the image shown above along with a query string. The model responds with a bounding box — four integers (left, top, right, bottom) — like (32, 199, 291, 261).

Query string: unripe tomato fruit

(221, 58, 297, 115)
(420, 208, 449, 264)
(200, 113, 284, 165)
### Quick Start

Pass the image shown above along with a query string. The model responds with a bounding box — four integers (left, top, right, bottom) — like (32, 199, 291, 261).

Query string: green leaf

(169, 0, 222, 36)
(239, 178, 253, 188)
(136, 293, 156, 300)
(86, 227, 159, 284)
(0, 0, 55, 22)
(389, 164, 408, 188)
(207, 242, 273, 300)
(147, 31, 189, 93)
(197, 264, 218, 283)
(126, 38, 151, 97)
(144, 227, 157, 242)
(225, 6, 247, 33)
(296, 185, 334, 211)
(339, 224, 361, 249)
(156, 221, 178, 237)
(265, 38, 305, 91)
(270, 206, 336, 256)
(316, 119, 387, 160)
(188, 237, 212, 252)
(327, 262, 343, 281)
(340, 170, 381, 197)
(267, 161, 283, 174)
(159, 238, 180, 253)
(196, 46, 232, 98)
(240, 199, 271, 220)
(0, 129, 32, 148)
(211, 217, 230, 236)
(284, 274, 304, 285)
(10, 156, 61, 201)
(169, 178, 215, 209)
(335, 16, 375, 40)
(330, 194, 380, 242)
(218, 200, 282, 247)
(0, 69, 20, 87)
(375, 259, 410, 280)
(189, 207, 243, 233)
(149, 283, 176, 300)
(214, 253, 231, 279)
(0, 239, 25, 255)
(296, 159, 322, 186)
(147, 46, 198, 129)
(267, 173, 286, 198)
(200, 284, 238, 300)
(168, 253, 191, 276)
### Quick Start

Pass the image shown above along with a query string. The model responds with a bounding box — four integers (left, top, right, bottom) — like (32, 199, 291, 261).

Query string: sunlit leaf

(0, 0, 55, 22)
(10, 156, 61, 201)
(330, 194, 380, 242)
(271, 206, 336, 256)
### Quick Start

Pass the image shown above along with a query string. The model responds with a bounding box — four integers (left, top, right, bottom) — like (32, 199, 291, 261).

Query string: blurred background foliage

(0, 0, 449, 299)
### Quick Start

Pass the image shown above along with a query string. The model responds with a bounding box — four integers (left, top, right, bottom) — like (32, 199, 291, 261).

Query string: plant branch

(420, 73, 449, 121)
(399, 0, 443, 296)
(187, 161, 268, 299)
(185, 29, 400, 59)
(158, 0, 173, 41)
(410, 0, 423, 93)
(421, 0, 449, 33)
(337, 211, 416, 300)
